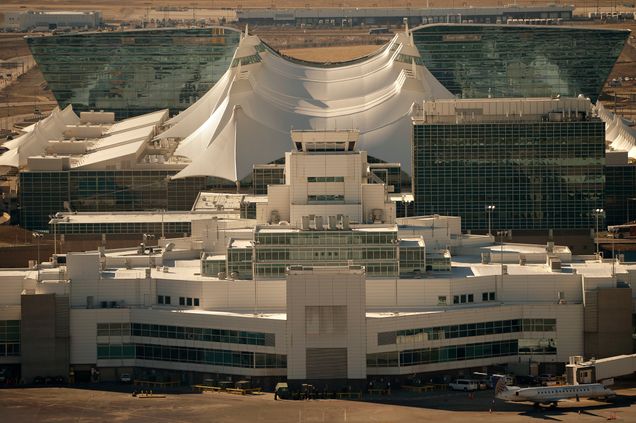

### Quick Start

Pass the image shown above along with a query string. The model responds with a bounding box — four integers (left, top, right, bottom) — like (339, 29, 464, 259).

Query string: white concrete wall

(366, 273, 583, 309)
(70, 307, 287, 375)
(287, 268, 366, 380)
(366, 303, 583, 374)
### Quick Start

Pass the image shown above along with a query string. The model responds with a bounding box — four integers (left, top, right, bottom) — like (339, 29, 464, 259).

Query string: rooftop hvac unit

(230, 271, 239, 280)
(328, 215, 337, 230)
(519, 255, 526, 266)
(481, 252, 491, 264)
(270, 209, 280, 224)
(371, 209, 384, 223)
(314, 216, 323, 230)
(501, 265, 508, 275)
(218, 272, 227, 280)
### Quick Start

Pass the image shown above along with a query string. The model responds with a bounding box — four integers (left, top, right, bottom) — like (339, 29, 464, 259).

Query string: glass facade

(20, 170, 234, 230)
(97, 343, 286, 368)
(412, 121, 606, 230)
(27, 28, 241, 119)
(227, 247, 254, 280)
(413, 25, 628, 102)
(0, 320, 20, 357)
(399, 244, 426, 278)
(254, 229, 399, 278)
(54, 221, 191, 235)
(202, 258, 227, 277)
(378, 318, 556, 345)
(252, 164, 285, 195)
(604, 165, 636, 226)
(97, 322, 275, 347)
(367, 339, 520, 368)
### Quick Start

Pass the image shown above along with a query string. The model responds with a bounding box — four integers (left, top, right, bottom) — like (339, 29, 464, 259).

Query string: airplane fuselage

(497, 383, 613, 405)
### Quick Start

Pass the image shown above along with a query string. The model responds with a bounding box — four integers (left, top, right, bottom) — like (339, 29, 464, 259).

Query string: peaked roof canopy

(161, 30, 453, 181)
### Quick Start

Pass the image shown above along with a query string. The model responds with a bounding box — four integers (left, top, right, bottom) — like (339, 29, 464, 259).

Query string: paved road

(1, 385, 635, 422)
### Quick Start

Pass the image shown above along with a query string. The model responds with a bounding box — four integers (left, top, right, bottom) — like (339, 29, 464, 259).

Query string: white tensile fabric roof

(162, 30, 453, 181)
(597, 102, 636, 159)
(0, 105, 77, 169)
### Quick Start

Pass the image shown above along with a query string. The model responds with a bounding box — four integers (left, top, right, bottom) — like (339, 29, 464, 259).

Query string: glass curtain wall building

(28, 25, 627, 120)
(412, 120, 606, 231)
(604, 165, 636, 226)
(27, 27, 240, 119)
(412, 25, 628, 102)
(253, 228, 399, 278)
(19, 170, 234, 231)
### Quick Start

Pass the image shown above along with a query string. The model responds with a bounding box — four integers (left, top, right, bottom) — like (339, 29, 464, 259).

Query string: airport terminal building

(2, 25, 630, 235)
(0, 133, 633, 386)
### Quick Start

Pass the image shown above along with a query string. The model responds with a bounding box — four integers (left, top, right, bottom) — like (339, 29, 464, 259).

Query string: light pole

(49, 214, 58, 255)
(593, 208, 605, 258)
(496, 230, 508, 276)
(32, 232, 43, 280)
(485, 205, 496, 236)
(143, 233, 155, 269)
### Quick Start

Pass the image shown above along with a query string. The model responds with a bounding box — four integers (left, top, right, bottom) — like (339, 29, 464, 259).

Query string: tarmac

(1, 384, 635, 422)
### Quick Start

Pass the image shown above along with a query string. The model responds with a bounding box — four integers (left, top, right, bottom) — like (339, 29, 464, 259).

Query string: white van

(449, 379, 479, 391)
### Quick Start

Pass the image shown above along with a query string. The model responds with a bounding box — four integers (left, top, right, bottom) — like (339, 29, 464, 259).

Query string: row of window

(0, 320, 20, 343)
(0, 343, 20, 357)
(155, 295, 200, 307)
(307, 176, 345, 183)
(179, 297, 200, 307)
(255, 247, 398, 262)
(96, 323, 274, 346)
(453, 293, 474, 304)
(97, 343, 286, 368)
(378, 318, 557, 345)
(307, 195, 345, 203)
(255, 231, 397, 246)
(55, 222, 191, 235)
(368, 339, 522, 368)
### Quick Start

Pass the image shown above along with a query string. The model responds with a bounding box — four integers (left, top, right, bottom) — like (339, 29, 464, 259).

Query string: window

(307, 176, 345, 183)
(453, 295, 459, 304)
(467, 294, 474, 303)
(165, 296, 171, 305)
(96, 342, 285, 368)
(178, 297, 199, 307)
(482, 292, 496, 301)
(158, 295, 164, 305)
(460, 294, 466, 303)
(307, 194, 345, 203)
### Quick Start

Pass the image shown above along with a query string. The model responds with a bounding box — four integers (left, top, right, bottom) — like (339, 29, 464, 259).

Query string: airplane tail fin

(495, 376, 508, 396)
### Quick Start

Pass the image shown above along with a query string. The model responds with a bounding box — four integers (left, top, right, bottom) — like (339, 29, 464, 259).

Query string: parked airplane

(495, 377, 614, 408)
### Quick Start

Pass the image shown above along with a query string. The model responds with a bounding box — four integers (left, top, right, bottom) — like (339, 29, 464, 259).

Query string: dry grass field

(0, 1, 633, 21)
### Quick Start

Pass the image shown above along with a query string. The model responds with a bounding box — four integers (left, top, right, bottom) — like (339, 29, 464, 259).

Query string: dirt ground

(0, 384, 635, 422)
(0, 1, 632, 19)
(280, 44, 379, 62)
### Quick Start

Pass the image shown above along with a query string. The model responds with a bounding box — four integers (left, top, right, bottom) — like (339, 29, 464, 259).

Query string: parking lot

(1, 384, 635, 422)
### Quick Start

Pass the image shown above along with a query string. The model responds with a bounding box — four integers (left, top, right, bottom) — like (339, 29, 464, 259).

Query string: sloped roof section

(163, 30, 453, 181)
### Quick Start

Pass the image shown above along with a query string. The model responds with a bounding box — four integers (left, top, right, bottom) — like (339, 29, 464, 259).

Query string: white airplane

(495, 377, 614, 408)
